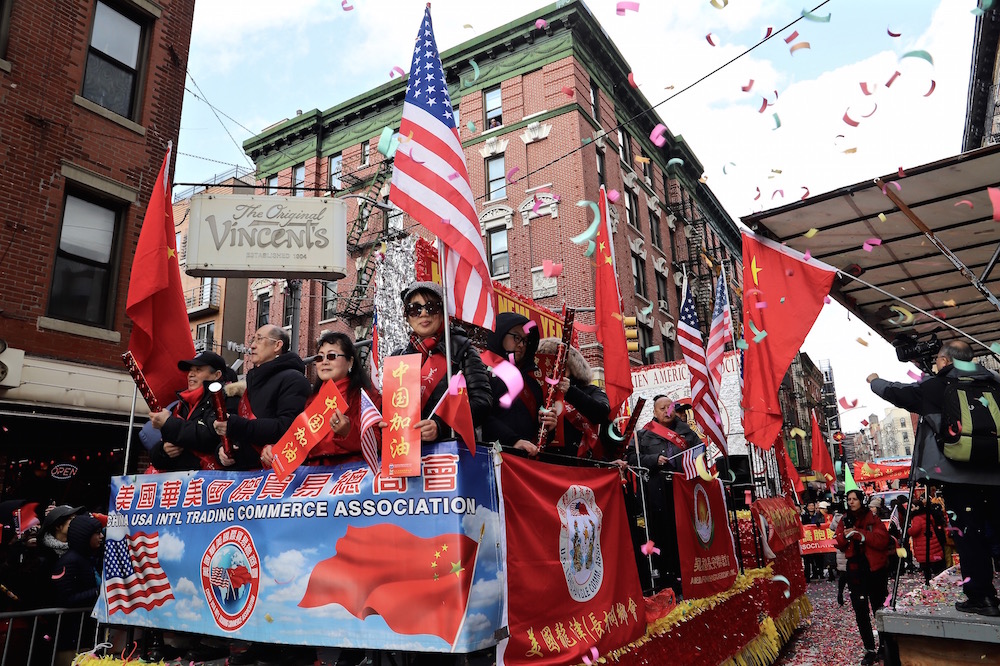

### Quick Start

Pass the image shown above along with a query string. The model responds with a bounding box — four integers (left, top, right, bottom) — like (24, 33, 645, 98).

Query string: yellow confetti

(878, 213, 886, 222)
(943, 299, 956, 307)
(265, 613, 274, 623)
(843, 147, 858, 154)
(856, 337, 869, 347)
(635, 156, 650, 164)
(789, 427, 806, 440)
(804, 228, 818, 238)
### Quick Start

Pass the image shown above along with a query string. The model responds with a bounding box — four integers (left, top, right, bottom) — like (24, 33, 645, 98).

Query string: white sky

(175, 0, 978, 432)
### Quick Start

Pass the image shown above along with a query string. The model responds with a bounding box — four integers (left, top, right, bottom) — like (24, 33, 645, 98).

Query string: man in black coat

(215, 325, 311, 471)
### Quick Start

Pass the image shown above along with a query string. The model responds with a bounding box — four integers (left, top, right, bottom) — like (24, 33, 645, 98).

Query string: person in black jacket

(534, 337, 610, 462)
(215, 324, 312, 471)
(482, 312, 556, 456)
(51, 514, 103, 607)
(390, 282, 493, 443)
(147, 351, 237, 472)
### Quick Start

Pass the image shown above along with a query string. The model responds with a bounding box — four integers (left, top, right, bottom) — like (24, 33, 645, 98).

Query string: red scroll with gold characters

(271, 380, 349, 480)
(382, 354, 422, 477)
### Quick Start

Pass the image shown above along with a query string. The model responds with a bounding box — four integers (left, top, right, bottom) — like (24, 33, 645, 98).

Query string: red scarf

(642, 419, 689, 449)
(176, 385, 205, 418)
(410, 333, 449, 410)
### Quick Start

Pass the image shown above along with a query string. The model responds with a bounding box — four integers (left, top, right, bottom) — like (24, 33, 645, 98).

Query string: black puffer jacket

(535, 337, 610, 458)
(51, 515, 102, 608)
(482, 312, 544, 448)
(150, 382, 239, 471)
(225, 352, 312, 468)
(392, 327, 493, 440)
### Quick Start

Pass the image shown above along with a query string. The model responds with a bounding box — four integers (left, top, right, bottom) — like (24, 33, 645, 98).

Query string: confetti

(789, 41, 811, 55)
(763, 26, 774, 39)
(466, 120, 477, 134)
(901, 50, 934, 66)
(990, 342, 1000, 355)
(376, 127, 399, 159)
(771, 574, 791, 598)
(800, 187, 810, 200)
(954, 359, 977, 372)
(582, 647, 601, 666)
(889, 305, 914, 324)
(265, 613, 274, 623)
(635, 155, 650, 164)
(505, 167, 519, 183)
(755, 302, 768, 309)
(389, 66, 405, 79)
(534, 18, 547, 29)
(772, 113, 781, 130)
(640, 540, 661, 556)
(954, 199, 974, 208)
(749, 319, 767, 343)
(463, 23, 474, 30)
(887, 26, 901, 37)
(493, 360, 525, 409)
(51, 568, 66, 580)
(542, 259, 563, 278)
(606, 423, 627, 441)
(341, 0, 353, 9)
(886, 70, 901, 87)
(706, 33, 718, 46)
(667, 157, 684, 169)
(736, 339, 749, 350)
(522, 321, 537, 334)
(695, 454, 717, 481)
(989, 187, 1000, 221)
(575, 322, 598, 333)
(584, 240, 596, 257)
(780, 297, 785, 303)
(643, 345, 660, 357)
(784, 30, 799, 44)
(843, 109, 861, 127)
(448, 172, 460, 181)
(742, 79, 754, 92)
(650, 123, 667, 147)
(943, 298, 957, 307)
(722, 162, 736, 174)
(802, 9, 831, 22)
(878, 212, 887, 222)
(758, 98, 769, 114)
(907, 369, 924, 381)
(771, 189, 784, 200)
(804, 228, 818, 238)
(607, 189, 620, 203)
(860, 82, 876, 95)
(710, 0, 728, 7)
(754, 187, 761, 201)
(627, 72, 639, 88)
(839, 396, 858, 409)
(616, 1, 640, 15)
(448, 373, 467, 396)
(924, 80, 936, 97)
(560, 86, 574, 97)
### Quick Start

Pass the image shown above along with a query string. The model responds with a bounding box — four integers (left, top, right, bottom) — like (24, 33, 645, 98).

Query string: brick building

(239, 1, 742, 380)
(0, 0, 196, 505)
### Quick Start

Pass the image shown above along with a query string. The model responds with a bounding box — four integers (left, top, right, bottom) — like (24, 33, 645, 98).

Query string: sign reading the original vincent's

(186, 194, 347, 278)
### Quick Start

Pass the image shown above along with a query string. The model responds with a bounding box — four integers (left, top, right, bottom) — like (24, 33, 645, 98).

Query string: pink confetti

(640, 540, 661, 556)
(884, 594, 893, 608)
(341, 0, 353, 9)
(824, 296, 831, 304)
(887, 26, 902, 37)
(898, 166, 907, 178)
(755, 302, 768, 309)
(522, 320, 537, 333)
(493, 360, 524, 409)
(989, 187, 1000, 221)
(532, 195, 543, 214)
(954, 199, 974, 208)
(861, 419, 869, 426)
(804, 250, 811, 261)
(839, 396, 858, 409)
(561, 86, 574, 97)
(754, 187, 761, 201)
(763, 26, 773, 39)
(706, 33, 717, 46)
(786, 269, 794, 276)
(582, 647, 600, 666)
(886, 70, 901, 87)
(616, 1, 639, 15)
(960, 577, 971, 585)
(771, 189, 784, 200)
(924, 80, 936, 97)
(448, 172, 460, 181)
(448, 373, 467, 396)
(865, 237, 882, 247)
(907, 369, 924, 381)
(800, 186, 810, 200)
(627, 72, 639, 88)
(440, 218, 450, 226)
(51, 568, 66, 580)
(505, 167, 519, 184)
(534, 18, 547, 30)
(650, 123, 667, 147)
(860, 82, 876, 95)
(545, 377, 560, 386)
(389, 66, 405, 79)
(542, 259, 563, 278)
(783, 30, 799, 44)
(742, 79, 754, 92)
(575, 322, 598, 333)
(607, 189, 620, 203)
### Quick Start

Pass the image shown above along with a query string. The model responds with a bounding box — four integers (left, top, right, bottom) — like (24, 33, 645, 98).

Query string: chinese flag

(299, 524, 477, 644)
(810, 411, 836, 487)
(432, 384, 476, 456)
(595, 186, 631, 418)
(742, 231, 835, 449)
(125, 146, 195, 407)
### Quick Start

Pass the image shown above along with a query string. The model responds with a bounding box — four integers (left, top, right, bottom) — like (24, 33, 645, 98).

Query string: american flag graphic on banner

(210, 567, 231, 589)
(104, 531, 174, 614)
(388, 5, 496, 330)
(678, 278, 729, 456)
(707, 269, 734, 393)
(359, 388, 382, 478)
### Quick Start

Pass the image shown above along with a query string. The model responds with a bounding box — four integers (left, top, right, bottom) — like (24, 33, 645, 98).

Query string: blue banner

(94, 441, 504, 653)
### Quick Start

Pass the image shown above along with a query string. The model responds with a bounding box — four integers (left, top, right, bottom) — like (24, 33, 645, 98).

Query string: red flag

(673, 476, 739, 598)
(741, 231, 835, 449)
(776, 437, 805, 497)
(389, 6, 496, 329)
(125, 146, 195, 407)
(432, 382, 476, 456)
(810, 411, 836, 487)
(298, 524, 477, 644)
(595, 187, 631, 417)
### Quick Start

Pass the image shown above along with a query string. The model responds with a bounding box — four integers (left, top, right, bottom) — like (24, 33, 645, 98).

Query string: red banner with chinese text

(271, 380, 349, 480)
(854, 460, 910, 484)
(750, 496, 804, 555)
(498, 454, 646, 666)
(799, 524, 837, 554)
(382, 354, 422, 477)
(673, 476, 739, 599)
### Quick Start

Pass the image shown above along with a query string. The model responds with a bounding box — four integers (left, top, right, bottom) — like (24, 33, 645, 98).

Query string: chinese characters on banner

(383, 354, 422, 477)
(673, 476, 740, 599)
(799, 524, 837, 554)
(271, 380, 349, 480)
(750, 496, 804, 555)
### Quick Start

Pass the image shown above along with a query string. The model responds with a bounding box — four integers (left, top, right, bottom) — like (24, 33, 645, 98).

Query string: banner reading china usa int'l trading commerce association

(93, 441, 504, 654)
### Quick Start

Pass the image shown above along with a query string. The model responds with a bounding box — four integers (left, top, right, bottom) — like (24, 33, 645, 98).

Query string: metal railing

(185, 283, 222, 311)
(0, 606, 96, 666)
(173, 166, 256, 203)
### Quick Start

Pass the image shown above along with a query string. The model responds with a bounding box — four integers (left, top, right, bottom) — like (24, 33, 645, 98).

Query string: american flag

(707, 269, 734, 392)
(681, 448, 700, 480)
(369, 310, 382, 391)
(359, 388, 382, 477)
(678, 278, 729, 455)
(889, 506, 901, 532)
(210, 567, 231, 589)
(104, 531, 174, 614)
(389, 6, 496, 330)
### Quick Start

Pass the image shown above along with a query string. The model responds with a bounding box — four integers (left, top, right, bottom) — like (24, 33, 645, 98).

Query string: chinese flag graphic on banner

(299, 524, 477, 644)
(499, 454, 645, 665)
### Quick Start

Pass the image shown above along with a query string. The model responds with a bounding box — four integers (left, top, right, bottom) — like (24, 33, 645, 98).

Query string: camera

(892, 333, 941, 373)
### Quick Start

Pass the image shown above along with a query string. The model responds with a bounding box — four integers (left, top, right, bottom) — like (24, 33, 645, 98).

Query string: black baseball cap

(177, 351, 227, 373)
(40, 505, 84, 535)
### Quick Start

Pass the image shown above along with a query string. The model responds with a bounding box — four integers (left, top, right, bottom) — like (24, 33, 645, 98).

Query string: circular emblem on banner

(201, 526, 260, 632)
(557, 485, 604, 601)
(693, 484, 715, 549)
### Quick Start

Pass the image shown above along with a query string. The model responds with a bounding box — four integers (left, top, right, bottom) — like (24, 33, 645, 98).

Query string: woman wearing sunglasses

(304, 331, 381, 466)
(390, 281, 493, 443)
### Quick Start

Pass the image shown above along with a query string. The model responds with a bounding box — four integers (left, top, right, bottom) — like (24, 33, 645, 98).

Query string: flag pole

(450, 522, 486, 653)
(437, 243, 454, 386)
(631, 429, 656, 588)
(122, 384, 138, 475)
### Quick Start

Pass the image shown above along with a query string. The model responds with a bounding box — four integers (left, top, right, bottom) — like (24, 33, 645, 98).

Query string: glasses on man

(320, 351, 350, 361)
(405, 301, 443, 318)
(505, 332, 528, 347)
(248, 334, 280, 345)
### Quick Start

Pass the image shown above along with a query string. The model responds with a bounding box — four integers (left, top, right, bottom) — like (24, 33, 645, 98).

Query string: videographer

(867, 339, 1000, 616)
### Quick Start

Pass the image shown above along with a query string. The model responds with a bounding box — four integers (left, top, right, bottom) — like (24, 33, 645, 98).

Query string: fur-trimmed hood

(536, 338, 592, 383)
(225, 380, 246, 398)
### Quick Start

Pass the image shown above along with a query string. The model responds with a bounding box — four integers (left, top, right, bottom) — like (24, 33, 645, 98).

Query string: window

(596, 150, 606, 187)
(321, 281, 338, 321)
(195, 321, 215, 352)
(361, 139, 371, 166)
(48, 192, 122, 327)
(642, 160, 651, 182)
(650, 211, 662, 248)
(486, 155, 506, 200)
(283, 291, 294, 328)
(292, 164, 305, 197)
(661, 335, 674, 361)
(82, 1, 145, 119)
(175, 231, 184, 264)
(900, 418, 906, 427)
(329, 154, 342, 190)
(256, 292, 270, 330)
(484, 86, 502, 128)
(638, 324, 652, 357)
(0, 0, 13, 61)
(266, 175, 279, 195)
(631, 251, 647, 299)
(902, 432, 910, 443)
(625, 189, 641, 231)
(453, 108, 461, 131)
(487, 227, 509, 276)
(200, 277, 217, 307)
(617, 128, 632, 165)
(589, 79, 600, 121)
(655, 272, 668, 306)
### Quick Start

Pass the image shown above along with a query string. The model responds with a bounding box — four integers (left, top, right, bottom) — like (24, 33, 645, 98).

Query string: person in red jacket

(304, 331, 382, 467)
(835, 489, 892, 666)
(907, 499, 946, 577)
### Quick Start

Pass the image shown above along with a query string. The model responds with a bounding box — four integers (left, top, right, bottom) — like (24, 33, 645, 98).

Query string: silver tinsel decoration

(374, 235, 417, 378)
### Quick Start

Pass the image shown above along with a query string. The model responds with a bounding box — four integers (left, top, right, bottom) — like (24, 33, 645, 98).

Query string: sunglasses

(406, 301, 443, 317)
(320, 352, 350, 361)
